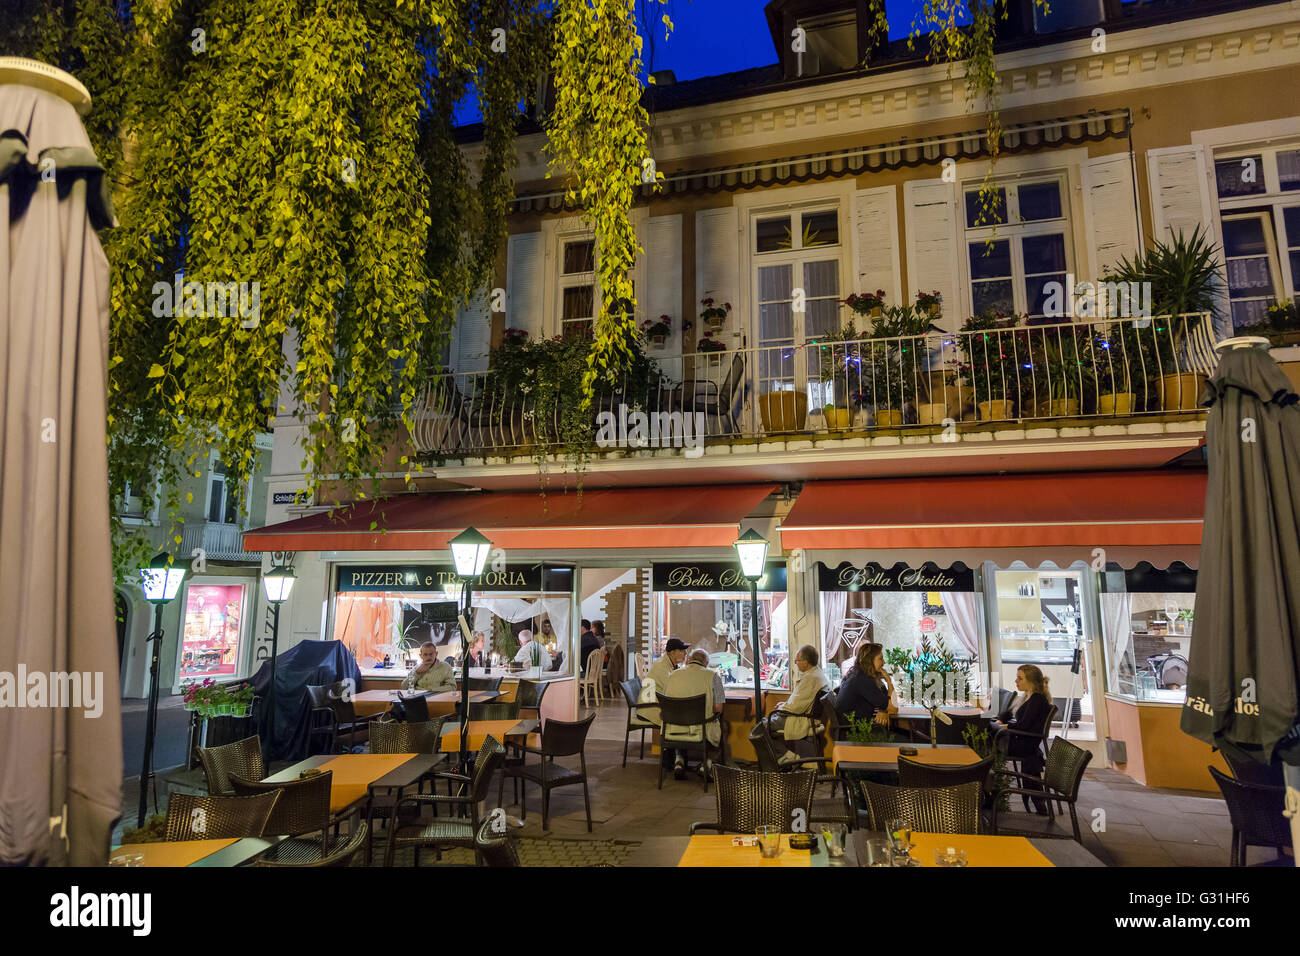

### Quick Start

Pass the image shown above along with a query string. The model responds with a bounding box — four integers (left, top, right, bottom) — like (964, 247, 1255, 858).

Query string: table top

(833, 742, 981, 774)
(265, 753, 444, 814)
(110, 837, 282, 868)
(427, 689, 501, 704)
(440, 719, 540, 751)
(626, 834, 838, 868)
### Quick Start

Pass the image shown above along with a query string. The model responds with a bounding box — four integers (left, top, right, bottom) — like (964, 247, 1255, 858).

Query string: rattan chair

(746, 719, 853, 829)
(898, 755, 994, 790)
(1209, 766, 1294, 866)
(656, 693, 721, 791)
(619, 678, 656, 767)
(475, 817, 521, 867)
(164, 791, 281, 841)
(988, 737, 1092, 842)
(306, 682, 373, 753)
(466, 676, 503, 692)
(499, 713, 597, 831)
(382, 736, 506, 867)
(254, 822, 369, 868)
(690, 765, 817, 835)
(369, 717, 446, 755)
(859, 780, 981, 835)
(1221, 747, 1285, 787)
(230, 771, 336, 860)
(197, 735, 265, 796)
(397, 692, 430, 723)
(515, 680, 549, 722)
(469, 699, 520, 721)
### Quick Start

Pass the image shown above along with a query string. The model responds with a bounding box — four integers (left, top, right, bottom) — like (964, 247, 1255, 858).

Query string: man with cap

(665, 647, 726, 774)
(513, 628, 552, 670)
(643, 638, 689, 778)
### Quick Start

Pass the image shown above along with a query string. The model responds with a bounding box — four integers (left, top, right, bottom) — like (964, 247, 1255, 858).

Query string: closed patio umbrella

(0, 63, 121, 865)
(1180, 338, 1300, 861)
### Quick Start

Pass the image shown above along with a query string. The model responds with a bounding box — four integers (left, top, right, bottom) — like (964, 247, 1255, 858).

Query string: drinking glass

(756, 826, 781, 859)
(821, 823, 847, 859)
(863, 837, 892, 867)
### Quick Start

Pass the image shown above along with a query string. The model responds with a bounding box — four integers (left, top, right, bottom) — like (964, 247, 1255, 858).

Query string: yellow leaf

(147, 364, 166, 378)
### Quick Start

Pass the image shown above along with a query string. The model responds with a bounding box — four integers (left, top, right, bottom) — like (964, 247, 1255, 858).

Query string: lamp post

(261, 556, 297, 762)
(449, 527, 492, 784)
(734, 529, 770, 721)
(137, 552, 186, 827)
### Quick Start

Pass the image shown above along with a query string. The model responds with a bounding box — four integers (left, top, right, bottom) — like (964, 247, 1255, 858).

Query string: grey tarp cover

(0, 84, 120, 864)
(1180, 346, 1300, 766)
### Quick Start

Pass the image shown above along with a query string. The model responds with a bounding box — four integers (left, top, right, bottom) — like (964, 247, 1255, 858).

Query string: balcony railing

(409, 314, 1218, 459)
(181, 521, 260, 563)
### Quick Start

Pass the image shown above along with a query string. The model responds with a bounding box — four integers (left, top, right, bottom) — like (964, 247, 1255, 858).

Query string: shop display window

(1101, 563, 1196, 703)
(179, 584, 246, 678)
(656, 590, 789, 688)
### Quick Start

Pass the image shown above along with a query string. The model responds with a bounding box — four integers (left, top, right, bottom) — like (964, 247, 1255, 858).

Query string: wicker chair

(164, 791, 281, 841)
(1221, 747, 1285, 787)
(859, 780, 981, 835)
(1209, 766, 1294, 866)
(306, 682, 374, 753)
(475, 817, 521, 867)
(229, 771, 336, 861)
(469, 699, 520, 721)
(988, 737, 1093, 842)
(369, 717, 446, 755)
(197, 735, 265, 796)
(499, 713, 597, 831)
(254, 822, 369, 868)
(515, 680, 549, 722)
(467, 676, 503, 692)
(656, 693, 721, 791)
(619, 678, 656, 767)
(382, 736, 506, 867)
(747, 718, 853, 829)
(898, 755, 994, 790)
(397, 692, 430, 723)
(690, 765, 817, 835)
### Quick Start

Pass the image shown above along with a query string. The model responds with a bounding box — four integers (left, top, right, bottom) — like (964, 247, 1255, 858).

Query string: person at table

(513, 628, 552, 670)
(462, 632, 487, 669)
(644, 637, 689, 776)
(580, 618, 602, 678)
(835, 642, 899, 729)
(665, 648, 725, 775)
(991, 664, 1053, 814)
(771, 644, 828, 759)
(403, 641, 456, 693)
(593, 620, 607, 642)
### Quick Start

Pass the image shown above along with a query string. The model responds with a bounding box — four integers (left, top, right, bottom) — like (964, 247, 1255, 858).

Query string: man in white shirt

(772, 644, 828, 758)
(403, 642, 456, 693)
(643, 638, 688, 777)
(512, 629, 552, 670)
(665, 648, 725, 774)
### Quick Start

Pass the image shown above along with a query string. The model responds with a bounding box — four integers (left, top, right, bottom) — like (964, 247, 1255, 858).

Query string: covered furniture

(250, 639, 362, 762)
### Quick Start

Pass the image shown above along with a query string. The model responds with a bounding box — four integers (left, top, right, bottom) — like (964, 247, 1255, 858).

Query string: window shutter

(506, 231, 544, 342)
(453, 289, 491, 374)
(1082, 153, 1142, 278)
(1146, 145, 1214, 243)
(695, 207, 739, 332)
(851, 185, 902, 309)
(904, 179, 960, 327)
(643, 214, 683, 375)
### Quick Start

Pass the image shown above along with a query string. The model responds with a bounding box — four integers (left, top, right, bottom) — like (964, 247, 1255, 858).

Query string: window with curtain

(963, 176, 1071, 320)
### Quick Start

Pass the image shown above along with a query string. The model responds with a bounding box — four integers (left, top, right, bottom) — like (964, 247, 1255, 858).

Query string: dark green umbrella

(1181, 342, 1300, 771)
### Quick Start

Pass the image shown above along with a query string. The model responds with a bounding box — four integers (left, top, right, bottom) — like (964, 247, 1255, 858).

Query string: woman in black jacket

(992, 664, 1053, 813)
(836, 642, 896, 729)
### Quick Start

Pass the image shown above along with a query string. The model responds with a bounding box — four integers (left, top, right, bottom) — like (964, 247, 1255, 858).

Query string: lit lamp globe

(450, 526, 492, 578)
(262, 565, 297, 604)
(140, 552, 186, 605)
(442, 580, 461, 601)
(733, 529, 769, 580)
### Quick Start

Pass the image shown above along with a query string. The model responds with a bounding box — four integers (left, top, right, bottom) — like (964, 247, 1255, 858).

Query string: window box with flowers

(696, 331, 727, 353)
(642, 315, 672, 348)
(699, 298, 732, 333)
(843, 289, 887, 320)
(916, 290, 943, 321)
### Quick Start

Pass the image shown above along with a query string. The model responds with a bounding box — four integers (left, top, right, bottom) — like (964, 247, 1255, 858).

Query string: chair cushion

(629, 715, 655, 728)
(514, 763, 585, 787)
(392, 821, 475, 845)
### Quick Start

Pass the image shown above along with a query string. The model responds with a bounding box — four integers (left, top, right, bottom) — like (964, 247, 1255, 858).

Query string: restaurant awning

(243, 483, 778, 552)
(779, 471, 1206, 553)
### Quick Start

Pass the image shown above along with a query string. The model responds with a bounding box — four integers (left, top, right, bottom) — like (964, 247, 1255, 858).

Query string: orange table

(896, 832, 1054, 867)
(110, 838, 238, 867)
(676, 834, 827, 868)
(316, 753, 417, 813)
(832, 743, 981, 774)
(350, 689, 429, 718)
(440, 719, 539, 752)
(349, 688, 500, 718)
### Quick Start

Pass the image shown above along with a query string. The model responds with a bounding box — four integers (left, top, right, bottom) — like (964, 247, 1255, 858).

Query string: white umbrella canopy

(0, 70, 121, 865)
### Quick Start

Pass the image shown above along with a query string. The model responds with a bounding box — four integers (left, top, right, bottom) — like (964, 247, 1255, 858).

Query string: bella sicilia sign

(818, 562, 975, 592)
(652, 562, 787, 592)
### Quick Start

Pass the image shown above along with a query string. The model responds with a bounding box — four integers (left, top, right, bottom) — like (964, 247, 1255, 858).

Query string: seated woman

(835, 642, 900, 735)
(991, 664, 1053, 813)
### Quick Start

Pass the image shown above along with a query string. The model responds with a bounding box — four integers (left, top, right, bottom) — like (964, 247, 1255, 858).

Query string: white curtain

(1101, 592, 1134, 692)
(470, 595, 571, 670)
(939, 591, 980, 659)
(820, 591, 847, 661)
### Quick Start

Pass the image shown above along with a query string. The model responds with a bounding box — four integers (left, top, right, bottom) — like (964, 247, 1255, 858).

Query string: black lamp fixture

(733, 528, 770, 720)
(137, 552, 186, 827)
(260, 554, 297, 762)
(449, 527, 492, 784)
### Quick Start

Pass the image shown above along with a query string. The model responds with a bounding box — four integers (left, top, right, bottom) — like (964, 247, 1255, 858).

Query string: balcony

(180, 521, 260, 564)
(407, 314, 1217, 489)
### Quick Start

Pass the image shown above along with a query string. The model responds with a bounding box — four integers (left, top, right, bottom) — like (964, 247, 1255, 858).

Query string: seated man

(579, 619, 602, 678)
(513, 629, 552, 670)
(664, 648, 725, 775)
(403, 641, 456, 693)
(771, 644, 828, 760)
(642, 638, 688, 778)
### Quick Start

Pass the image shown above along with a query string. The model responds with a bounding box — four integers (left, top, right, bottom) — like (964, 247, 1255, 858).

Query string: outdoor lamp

(260, 555, 297, 767)
(450, 526, 492, 578)
(262, 564, 297, 603)
(140, 551, 186, 604)
(734, 528, 769, 580)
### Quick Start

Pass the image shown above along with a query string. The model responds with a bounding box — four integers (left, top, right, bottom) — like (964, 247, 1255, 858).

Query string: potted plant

(760, 388, 809, 433)
(1083, 323, 1137, 415)
(699, 297, 731, 333)
(865, 305, 936, 426)
(843, 289, 887, 320)
(213, 684, 232, 716)
(229, 682, 255, 717)
(696, 331, 726, 353)
(1036, 328, 1094, 418)
(1239, 299, 1300, 346)
(915, 289, 943, 322)
(642, 315, 672, 348)
(956, 312, 1023, 421)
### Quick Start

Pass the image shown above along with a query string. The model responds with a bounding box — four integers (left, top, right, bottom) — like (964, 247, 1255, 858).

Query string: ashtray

(899, 747, 919, 756)
(298, 768, 323, 779)
(788, 833, 818, 851)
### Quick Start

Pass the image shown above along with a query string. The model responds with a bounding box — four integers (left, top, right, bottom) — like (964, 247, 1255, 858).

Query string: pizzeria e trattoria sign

(818, 561, 975, 592)
(337, 564, 541, 592)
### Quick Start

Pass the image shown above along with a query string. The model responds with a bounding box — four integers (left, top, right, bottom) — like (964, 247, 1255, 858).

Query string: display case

(1100, 562, 1196, 703)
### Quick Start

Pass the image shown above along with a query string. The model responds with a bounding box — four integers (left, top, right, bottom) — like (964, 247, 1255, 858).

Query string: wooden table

(623, 834, 838, 868)
(440, 718, 539, 752)
(109, 837, 282, 868)
(425, 689, 502, 716)
(833, 742, 981, 774)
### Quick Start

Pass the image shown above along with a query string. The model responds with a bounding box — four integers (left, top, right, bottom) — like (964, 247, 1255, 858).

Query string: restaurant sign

(337, 564, 543, 593)
(818, 561, 975, 592)
(652, 561, 787, 593)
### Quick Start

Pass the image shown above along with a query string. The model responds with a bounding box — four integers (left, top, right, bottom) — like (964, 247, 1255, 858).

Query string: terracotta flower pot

(822, 407, 852, 430)
(1159, 373, 1205, 411)
(978, 399, 1015, 421)
(1097, 392, 1135, 415)
(917, 402, 949, 425)
(759, 391, 808, 432)
(874, 408, 903, 428)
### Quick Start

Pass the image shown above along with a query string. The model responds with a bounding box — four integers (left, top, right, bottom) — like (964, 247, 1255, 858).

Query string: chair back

(164, 791, 281, 841)
(897, 755, 994, 790)
(585, 648, 605, 680)
(540, 712, 597, 758)
(710, 765, 816, 834)
(928, 712, 984, 746)
(470, 700, 521, 721)
(860, 780, 981, 834)
(230, 770, 332, 839)
(197, 735, 265, 796)
(718, 348, 746, 404)
(471, 736, 507, 805)
(621, 678, 642, 707)
(475, 817, 522, 867)
(370, 717, 445, 754)
(747, 718, 788, 773)
(1221, 748, 1285, 787)
(398, 693, 430, 723)
(515, 680, 548, 711)
(657, 692, 707, 742)
(307, 681, 358, 723)
(1209, 766, 1293, 851)
(631, 653, 647, 680)
(467, 676, 503, 692)
(1041, 738, 1092, 799)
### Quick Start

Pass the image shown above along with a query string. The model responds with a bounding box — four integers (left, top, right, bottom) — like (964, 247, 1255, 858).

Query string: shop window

(178, 583, 246, 680)
(1100, 564, 1195, 703)
(963, 177, 1071, 320)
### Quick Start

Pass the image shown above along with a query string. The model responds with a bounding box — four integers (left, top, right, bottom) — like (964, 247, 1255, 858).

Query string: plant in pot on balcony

(843, 288, 887, 320)
(955, 312, 1024, 421)
(696, 331, 726, 353)
(1035, 329, 1094, 418)
(807, 324, 866, 431)
(1238, 299, 1300, 346)
(915, 289, 943, 322)
(1081, 323, 1138, 415)
(641, 315, 672, 348)
(699, 297, 732, 334)
(866, 305, 938, 425)
(229, 682, 255, 717)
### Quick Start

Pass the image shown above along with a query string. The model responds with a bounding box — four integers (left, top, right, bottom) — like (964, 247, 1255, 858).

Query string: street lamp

(261, 556, 297, 762)
(733, 529, 770, 720)
(137, 552, 186, 827)
(449, 527, 492, 784)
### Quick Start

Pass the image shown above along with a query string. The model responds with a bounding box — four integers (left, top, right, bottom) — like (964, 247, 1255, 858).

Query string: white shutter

(904, 179, 960, 328)
(1146, 145, 1214, 243)
(1082, 153, 1142, 278)
(642, 214, 683, 377)
(453, 289, 491, 374)
(506, 231, 544, 342)
(851, 186, 902, 308)
(695, 207, 739, 333)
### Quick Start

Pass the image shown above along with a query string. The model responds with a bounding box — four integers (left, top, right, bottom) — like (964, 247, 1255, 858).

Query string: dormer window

(796, 9, 858, 76)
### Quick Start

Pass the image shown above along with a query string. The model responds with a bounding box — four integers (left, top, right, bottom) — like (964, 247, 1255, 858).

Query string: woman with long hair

(993, 664, 1054, 813)
(835, 642, 897, 728)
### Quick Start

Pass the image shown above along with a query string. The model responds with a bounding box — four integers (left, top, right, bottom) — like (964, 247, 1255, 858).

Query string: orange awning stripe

(243, 483, 777, 552)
